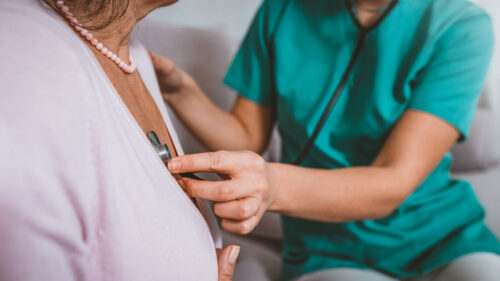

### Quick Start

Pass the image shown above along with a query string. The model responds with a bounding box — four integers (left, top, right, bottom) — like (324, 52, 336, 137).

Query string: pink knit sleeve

(0, 12, 95, 279)
(0, 170, 89, 281)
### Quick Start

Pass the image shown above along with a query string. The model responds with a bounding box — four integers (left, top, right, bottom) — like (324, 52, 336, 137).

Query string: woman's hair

(59, 0, 130, 30)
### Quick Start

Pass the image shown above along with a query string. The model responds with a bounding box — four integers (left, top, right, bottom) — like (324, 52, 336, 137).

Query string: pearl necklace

(54, 0, 136, 74)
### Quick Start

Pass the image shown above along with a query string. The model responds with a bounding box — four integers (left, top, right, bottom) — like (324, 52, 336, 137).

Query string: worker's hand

(217, 245, 240, 281)
(149, 51, 198, 98)
(168, 151, 279, 235)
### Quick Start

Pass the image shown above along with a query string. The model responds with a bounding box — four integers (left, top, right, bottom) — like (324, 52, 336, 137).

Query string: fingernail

(168, 159, 180, 171)
(228, 246, 240, 265)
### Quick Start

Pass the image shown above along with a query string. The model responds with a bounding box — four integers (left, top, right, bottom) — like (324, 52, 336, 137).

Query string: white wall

(147, 0, 262, 41)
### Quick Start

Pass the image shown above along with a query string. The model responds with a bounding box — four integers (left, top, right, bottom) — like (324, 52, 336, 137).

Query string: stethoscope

(292, 0, 399, 165)
(149, 0, 400, 174)
(148, 131, 202, 180)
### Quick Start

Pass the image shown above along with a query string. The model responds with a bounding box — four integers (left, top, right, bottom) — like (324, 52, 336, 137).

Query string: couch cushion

(223, 231, 281, 281)
(451, 109, 496, 171)
(453, 166, 500, 237)
(251, 212, 283, 240)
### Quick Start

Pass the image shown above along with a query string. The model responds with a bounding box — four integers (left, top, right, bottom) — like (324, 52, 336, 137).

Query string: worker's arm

(150, 53, 274, 154)
(167, 110, 459, 234)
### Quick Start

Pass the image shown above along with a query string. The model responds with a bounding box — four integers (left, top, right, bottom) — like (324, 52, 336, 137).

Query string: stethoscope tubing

(292, 0, 399, 165)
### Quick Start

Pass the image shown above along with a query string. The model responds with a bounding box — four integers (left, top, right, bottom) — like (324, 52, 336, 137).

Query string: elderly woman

(151, 0, 500, 280)
(0, 0, 238, 280)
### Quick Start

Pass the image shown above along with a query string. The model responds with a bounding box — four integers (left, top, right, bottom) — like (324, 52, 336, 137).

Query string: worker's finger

(168, 151, 263, 175)
(180, 178, 251, 202)
(168, 151, 236, 174)
(221, 216, 261, 236)
(213, 198, 260, 220)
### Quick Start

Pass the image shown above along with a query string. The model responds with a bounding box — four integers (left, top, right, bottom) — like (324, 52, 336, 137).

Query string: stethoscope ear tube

(292, 32, 367, 165)
(292, 0, 399, 166)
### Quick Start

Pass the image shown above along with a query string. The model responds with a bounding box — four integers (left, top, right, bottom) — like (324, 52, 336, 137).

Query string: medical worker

(152, 0, 500, 280)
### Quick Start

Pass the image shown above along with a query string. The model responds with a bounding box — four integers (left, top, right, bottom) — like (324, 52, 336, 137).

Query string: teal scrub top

(224, 0, 500, 280)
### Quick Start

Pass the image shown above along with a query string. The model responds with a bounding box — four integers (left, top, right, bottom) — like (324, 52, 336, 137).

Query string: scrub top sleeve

(408, 11, 494, 141)
(223, 0, 288, 107)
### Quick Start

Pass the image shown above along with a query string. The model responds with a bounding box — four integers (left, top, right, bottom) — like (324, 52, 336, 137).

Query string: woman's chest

(105, 68, 180, 158)
(83, 83, 218, 281)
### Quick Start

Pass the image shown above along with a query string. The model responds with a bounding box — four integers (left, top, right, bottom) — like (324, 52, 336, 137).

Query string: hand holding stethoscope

(168, 150, 278, 235)
(147, 54, 278, 234)
(148, 115, 276, 235)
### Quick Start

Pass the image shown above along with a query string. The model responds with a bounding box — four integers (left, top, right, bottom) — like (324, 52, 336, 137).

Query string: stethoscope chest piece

(148, 131, 202, 180)
(148, 131, 171, 163)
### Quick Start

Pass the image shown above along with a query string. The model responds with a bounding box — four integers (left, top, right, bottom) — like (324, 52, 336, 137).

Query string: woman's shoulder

(0, 0, 91, 90)
(0, 1, 97, 191)
(0, 0, 94, 120)
(1, 3, 87, 52)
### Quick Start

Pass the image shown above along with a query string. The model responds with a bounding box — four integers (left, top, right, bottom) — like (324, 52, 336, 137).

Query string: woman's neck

(44, 0, 157, 58)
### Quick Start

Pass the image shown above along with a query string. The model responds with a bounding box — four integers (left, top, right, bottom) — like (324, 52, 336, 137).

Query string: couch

(135, 17, 500, 281)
